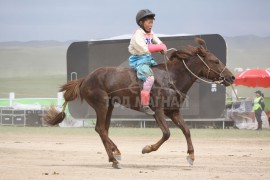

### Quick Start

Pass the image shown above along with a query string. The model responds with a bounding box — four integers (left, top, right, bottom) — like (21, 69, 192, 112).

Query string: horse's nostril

(231, 76, 235, 81)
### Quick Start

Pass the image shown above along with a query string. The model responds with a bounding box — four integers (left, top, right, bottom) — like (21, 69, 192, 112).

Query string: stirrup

(142, 106, 155, 115)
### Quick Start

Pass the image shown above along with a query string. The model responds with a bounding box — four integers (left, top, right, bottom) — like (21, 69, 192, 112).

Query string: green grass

(0, 98, 58, 107)
(0, 126, 269, 139)
(0, 75, 66, 98)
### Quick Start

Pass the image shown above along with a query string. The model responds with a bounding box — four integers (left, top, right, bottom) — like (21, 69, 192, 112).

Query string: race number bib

(144, 34, 153, 45)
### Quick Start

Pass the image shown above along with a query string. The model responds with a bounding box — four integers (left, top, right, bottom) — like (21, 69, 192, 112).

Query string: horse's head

(169, 38, 235, 86)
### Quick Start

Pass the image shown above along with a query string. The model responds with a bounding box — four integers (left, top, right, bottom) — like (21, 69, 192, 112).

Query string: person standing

(253, 90, 265, 130)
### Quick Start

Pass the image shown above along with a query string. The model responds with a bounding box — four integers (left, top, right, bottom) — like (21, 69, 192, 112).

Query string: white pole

(57, 92, 63, 107)
(9, 92, 15, 107)
(232, 89, 238, 102)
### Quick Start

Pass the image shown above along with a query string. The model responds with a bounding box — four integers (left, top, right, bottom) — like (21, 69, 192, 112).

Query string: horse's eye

(210, 59, 219, 64)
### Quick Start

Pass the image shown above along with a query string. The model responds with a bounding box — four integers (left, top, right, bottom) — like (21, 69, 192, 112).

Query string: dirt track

(0, 130, 270, 180)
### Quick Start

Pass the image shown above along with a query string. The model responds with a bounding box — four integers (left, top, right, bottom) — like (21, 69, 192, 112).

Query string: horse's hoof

(142, 145, 152, 154)
(186, 156, 194, 166)
(112, 162, 122, 169)
(114, 154, 121, 161)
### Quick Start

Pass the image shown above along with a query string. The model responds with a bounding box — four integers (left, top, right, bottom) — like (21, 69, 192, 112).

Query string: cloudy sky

(0, 0, 270, 41)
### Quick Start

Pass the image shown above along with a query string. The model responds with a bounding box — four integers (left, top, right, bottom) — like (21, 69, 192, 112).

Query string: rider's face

(143, 19, 154, 32)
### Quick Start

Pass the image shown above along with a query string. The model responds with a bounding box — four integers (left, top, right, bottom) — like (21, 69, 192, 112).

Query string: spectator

(252, 90, 265, 130)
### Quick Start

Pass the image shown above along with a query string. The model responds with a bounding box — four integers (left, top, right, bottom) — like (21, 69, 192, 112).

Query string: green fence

(0, 98, 58, 107)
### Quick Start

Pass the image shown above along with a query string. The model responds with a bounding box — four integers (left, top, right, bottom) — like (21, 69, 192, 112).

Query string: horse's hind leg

(105, 104, 121, 160)
(142, 109, 170, 154)
(94, 105, 120, 168)
(166, 110, 194, 165)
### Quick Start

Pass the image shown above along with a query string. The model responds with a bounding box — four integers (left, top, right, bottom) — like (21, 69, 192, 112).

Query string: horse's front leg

(166, 110, 195, 165)
(142, 109, 170, 154)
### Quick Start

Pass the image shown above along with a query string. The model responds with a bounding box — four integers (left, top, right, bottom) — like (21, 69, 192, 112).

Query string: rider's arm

(150, 33, 167, 53)
(152, 33, 162, 44)
(148, 43, 167, 53)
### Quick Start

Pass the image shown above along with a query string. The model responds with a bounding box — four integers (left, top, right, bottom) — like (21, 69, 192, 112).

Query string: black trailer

(66, 34, 227, 122)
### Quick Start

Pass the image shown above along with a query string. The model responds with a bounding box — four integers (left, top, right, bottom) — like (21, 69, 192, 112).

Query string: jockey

(128, 9, 167, 115)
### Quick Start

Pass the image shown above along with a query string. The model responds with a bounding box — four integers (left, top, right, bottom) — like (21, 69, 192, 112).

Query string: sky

(0, 0, 270, 41)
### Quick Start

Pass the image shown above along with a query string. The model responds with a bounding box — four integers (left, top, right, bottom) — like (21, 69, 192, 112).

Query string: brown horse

(44, 38, 235, 169)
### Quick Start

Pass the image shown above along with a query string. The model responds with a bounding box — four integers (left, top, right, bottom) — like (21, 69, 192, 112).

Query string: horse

(44, 38, 235, 169)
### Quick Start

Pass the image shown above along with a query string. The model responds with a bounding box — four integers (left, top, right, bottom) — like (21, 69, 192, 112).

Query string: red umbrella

(234, 68, 270, 88)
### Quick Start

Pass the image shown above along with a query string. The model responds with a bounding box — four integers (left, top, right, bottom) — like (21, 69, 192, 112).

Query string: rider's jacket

(128, 28, 162, 55)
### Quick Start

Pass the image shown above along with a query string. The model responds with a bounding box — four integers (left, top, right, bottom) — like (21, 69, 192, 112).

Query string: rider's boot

(141, 90, 155, 115)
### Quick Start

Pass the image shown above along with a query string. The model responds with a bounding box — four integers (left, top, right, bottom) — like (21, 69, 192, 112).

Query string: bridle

(164, 49, 227, 85)
(163, 48, 238, 101)
(180, 52, 238, 100)
(183, 54, 227, 84)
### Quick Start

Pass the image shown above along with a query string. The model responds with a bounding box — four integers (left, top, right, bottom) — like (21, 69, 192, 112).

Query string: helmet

(136, 9, 155, 26)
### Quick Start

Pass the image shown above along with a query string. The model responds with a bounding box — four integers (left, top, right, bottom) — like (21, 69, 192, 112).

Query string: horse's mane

(169, 38, 206, 60)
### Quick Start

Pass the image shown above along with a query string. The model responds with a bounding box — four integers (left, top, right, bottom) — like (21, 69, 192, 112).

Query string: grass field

(0, 75, 66, 98)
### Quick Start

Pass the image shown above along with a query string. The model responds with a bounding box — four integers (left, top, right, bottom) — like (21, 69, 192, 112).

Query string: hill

(225, 35, 270, 70)
(0, 35, 269, 98)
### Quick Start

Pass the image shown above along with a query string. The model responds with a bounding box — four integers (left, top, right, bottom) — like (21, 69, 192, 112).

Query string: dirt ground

(0, 130, 270, 180)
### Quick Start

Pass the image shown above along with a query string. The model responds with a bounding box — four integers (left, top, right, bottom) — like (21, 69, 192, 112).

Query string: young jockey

(129, 9, 167, 115)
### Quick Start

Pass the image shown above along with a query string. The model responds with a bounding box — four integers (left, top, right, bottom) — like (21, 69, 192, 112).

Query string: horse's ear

(195, 38, 205, 45)
(195, 38, 207, 56)
(197, 45, 206, 57)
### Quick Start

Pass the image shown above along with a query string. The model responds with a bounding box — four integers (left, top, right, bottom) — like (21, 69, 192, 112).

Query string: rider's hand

(160, 49, 167, 55)
(160, 43, 167, 55)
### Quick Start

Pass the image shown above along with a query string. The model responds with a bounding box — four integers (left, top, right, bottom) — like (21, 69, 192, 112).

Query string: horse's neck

(167, 59, 199, 94)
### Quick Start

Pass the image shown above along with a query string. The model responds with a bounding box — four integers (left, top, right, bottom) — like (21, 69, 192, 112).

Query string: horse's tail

(44, 78, 85, 126)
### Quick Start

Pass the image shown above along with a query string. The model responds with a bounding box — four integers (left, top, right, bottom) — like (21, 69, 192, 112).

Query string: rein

(163, 48, 185, 97)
